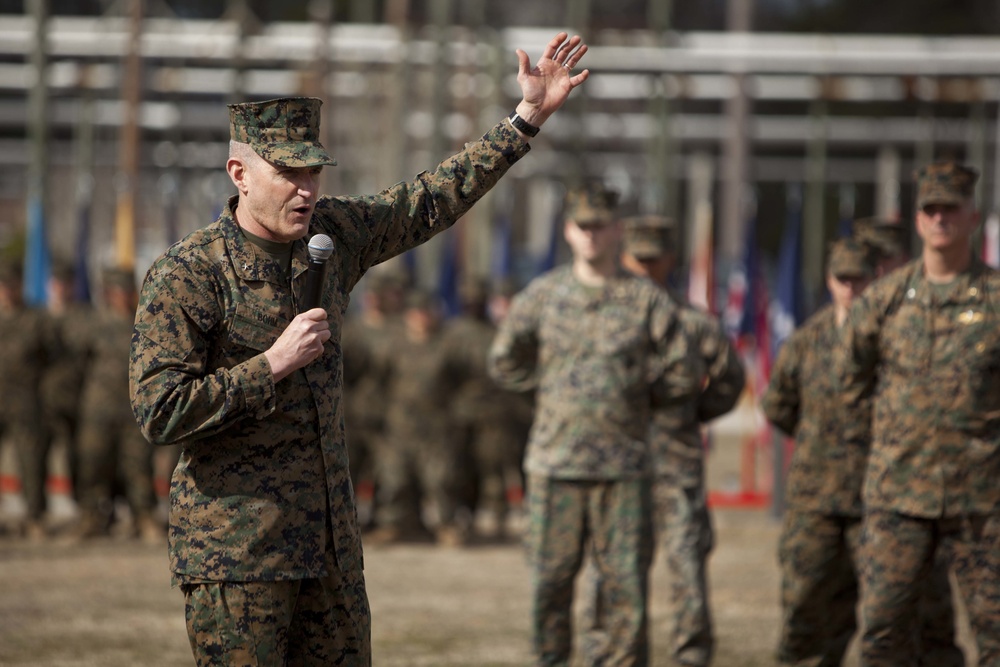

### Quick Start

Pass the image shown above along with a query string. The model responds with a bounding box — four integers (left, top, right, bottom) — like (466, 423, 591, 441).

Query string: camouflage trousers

(580, 480, 714, 667)
(525, 474, 654, 667)
(5, 416, 45, 520)
(181, 572, 371, 667)
(860, 509, 1000, 667)
(373, 433, 460, 531)
(780, 510, 962, 667)
(76, 414, 155, 525)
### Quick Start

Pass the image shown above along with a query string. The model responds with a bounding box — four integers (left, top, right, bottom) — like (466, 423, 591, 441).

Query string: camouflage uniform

(488, 187, 695, 667)
(341, 272, 407, 525)
(372, 289, 464, 543)
(76, 268, 158, 539)
(0, 263, 47, 534)
(581, 216, 745, 667)
(130, 97, 529, 666)
(840, 162, 1000, 666)
(765, 239, 961, 667)
(39, 260, 92, 506)
(440, 277, 532, 540)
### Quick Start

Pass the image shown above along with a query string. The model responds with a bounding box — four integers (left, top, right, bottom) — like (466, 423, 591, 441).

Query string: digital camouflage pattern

(129, 120, 529, 588)
(852, 217, 908, 261)
(827, 238, 876, 280)
(489, 264, 695, 667)
(440, 310, 531, 535)
(654, 305, 745, 485)
(488, 265, 695, 480)
(0, 304, 46, 521)
(77, 305, 156, 531)
(525, 474, 654, 667)
(860, 510, 1000, 666)
(581, 303, 742, 667)
(182, 570, 370, 667)
(228, 97, 337, 167)
(841, 256, 1000, 665)
(913, 160, 978, 209)
(622, 215, 675, 260)
(375, 323, 462, 535)
(765, 304, 871, 665)
(562, 183, 619, 225)
(841, 258, 1000, 517)
(764, 305, 870, 515)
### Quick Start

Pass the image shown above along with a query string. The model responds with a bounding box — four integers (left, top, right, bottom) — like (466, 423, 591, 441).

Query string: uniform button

(976, 342, 986, 353)
(969, 287, 979, 296)
(906, 288, 916, 299)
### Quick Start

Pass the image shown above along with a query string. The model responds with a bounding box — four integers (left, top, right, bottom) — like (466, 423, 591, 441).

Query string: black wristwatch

(508, 110, 540, 137)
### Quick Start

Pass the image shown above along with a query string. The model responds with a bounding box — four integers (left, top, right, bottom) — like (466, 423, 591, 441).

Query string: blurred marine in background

(489, 184, 696, 667)
(840, 161, 1000, 666)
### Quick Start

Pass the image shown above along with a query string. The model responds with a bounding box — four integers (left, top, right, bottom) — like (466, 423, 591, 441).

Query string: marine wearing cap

(564, 183, 619, 226)
(827, 238, 876, 280)
(913, 160, 978, 209)
(228, 97, 337, 167)
(853, 217, 908, 260)
(622, 215, 675, 259)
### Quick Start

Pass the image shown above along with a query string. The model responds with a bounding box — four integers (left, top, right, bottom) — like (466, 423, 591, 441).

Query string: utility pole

(24, 0, 50, 306)
(114, 0, 143, 271)
(644, 0, 677, 223)
(720, 0, 753, 266)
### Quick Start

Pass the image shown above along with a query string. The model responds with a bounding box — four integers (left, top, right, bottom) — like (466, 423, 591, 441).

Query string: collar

(222, 195, 310, 285)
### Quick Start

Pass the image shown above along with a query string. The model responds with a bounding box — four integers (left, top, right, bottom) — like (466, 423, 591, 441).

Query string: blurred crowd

(0, 258, 535, 548)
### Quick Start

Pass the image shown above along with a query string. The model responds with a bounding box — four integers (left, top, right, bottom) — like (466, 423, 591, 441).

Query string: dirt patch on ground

(2, 506, 964, 667)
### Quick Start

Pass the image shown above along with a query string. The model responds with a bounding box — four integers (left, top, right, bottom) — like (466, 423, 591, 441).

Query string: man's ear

(227, 158, 249, 195)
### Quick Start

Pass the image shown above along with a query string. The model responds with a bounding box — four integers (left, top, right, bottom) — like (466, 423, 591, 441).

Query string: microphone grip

(302, 259, 327, 312)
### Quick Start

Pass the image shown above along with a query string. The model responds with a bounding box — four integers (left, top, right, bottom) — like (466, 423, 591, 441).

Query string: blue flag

(536, 210, 562, 276)
(438, 228, 460, 317)
(770, 195, 804, 356)
(23, 195, 50, 306)
(73, 200, 92, 304)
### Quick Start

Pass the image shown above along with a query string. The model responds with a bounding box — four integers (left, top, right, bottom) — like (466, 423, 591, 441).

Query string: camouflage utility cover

(623, 215, 675, 260)
(129, 120, 528, 583)
(853, 217, 908, 260)
(488, 265, 696, 480)
(827, 238, 876, 279)
(914, 160, 978, 209)
(840, 258, 1000, 517)
(563, 183, 619, 225)
(229, 97, 337, 167)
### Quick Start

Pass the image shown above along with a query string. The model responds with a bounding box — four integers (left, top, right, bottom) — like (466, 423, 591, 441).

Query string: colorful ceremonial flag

(536, 211, 562, 276)
(770, 199, 804, 356)
(23, 195, 50, 306)
(73, 199, 92, 304)
(687, 199, 715, 312)
(438, 227, 461, 317)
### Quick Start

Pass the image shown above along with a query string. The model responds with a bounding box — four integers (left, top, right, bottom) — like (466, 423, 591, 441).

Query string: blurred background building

(1, 0, 999, 313)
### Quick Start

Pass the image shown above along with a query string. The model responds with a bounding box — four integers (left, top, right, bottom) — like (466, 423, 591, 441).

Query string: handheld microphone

(302, 233, 334, 312)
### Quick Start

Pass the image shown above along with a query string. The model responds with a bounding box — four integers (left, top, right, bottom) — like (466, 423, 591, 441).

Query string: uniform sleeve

(649, 294, 700, 408)
(318, 121, 530, 286)
(694, 314, 746, 423)
(839, 288, 885, 408)
(761, 332, 802, 437)
(488, 286, 541, 392)
(129, 259, 277, 446)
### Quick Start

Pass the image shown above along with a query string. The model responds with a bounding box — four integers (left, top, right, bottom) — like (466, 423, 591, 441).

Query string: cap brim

(256, 142, 338, 167)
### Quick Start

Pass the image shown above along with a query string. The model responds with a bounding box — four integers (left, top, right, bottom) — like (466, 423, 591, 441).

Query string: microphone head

(307, 234, 334, 262)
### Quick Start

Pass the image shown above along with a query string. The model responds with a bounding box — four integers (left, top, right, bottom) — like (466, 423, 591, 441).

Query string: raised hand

(513, 32, 590, 131)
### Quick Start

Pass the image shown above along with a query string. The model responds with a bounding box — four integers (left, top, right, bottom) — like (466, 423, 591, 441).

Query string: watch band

(508, 111, 540, 137)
